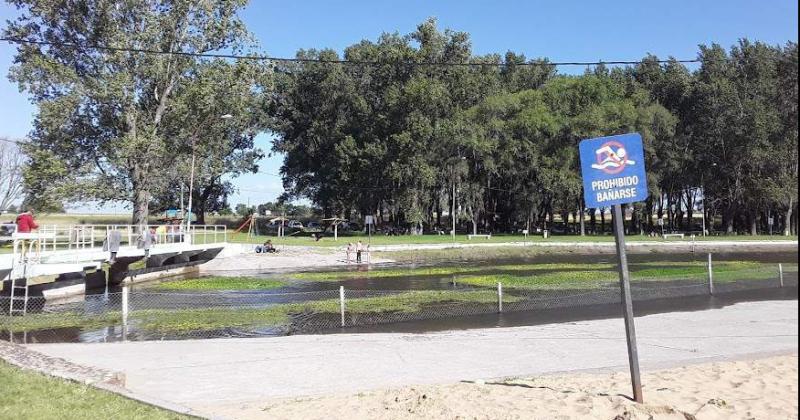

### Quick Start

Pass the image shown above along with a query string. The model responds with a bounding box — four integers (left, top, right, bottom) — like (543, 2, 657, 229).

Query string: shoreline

(200, 239, 798, 274)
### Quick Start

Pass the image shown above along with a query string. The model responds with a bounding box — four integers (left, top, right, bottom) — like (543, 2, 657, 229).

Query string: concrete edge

(92, 381, 210, 419)
(0, 339, 207, 419)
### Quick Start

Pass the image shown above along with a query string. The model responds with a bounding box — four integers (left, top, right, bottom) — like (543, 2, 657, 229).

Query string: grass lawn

(0, 361, 191, 420)
(455, 262, 790, 290)
(151, 276, 286, 291)
(0, 311, 123, 333)
(287, 261, 779, 282)
(1, 290, 518, 334)
(131, 289, 519, 333)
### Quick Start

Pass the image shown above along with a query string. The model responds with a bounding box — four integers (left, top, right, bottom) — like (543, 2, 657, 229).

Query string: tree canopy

(271, 20, 798, 235)
(6, 0, 267, 224)
(5, 12, 797, 235)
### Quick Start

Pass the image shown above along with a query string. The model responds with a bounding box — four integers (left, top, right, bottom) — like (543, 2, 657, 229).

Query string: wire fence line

(0, 261, 797, 343)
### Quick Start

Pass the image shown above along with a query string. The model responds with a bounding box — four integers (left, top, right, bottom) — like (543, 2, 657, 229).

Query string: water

(3, 251, 797, 343)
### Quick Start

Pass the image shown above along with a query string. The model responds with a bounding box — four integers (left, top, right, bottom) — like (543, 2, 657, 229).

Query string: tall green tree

(6, 0, 253, 225)
(152, 59, 269, 223)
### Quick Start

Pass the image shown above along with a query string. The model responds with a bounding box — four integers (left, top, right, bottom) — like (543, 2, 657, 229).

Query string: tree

(235, 203, 254, 217)
(151, 59, 269, 224)
(0, 141, 25, 212)
(268, 20, 793, 236)
(775, 42, 798, 235)
(6, 0, 253, 225)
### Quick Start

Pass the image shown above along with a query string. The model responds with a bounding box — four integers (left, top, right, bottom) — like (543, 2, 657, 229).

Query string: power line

(1, 36, 718, 67)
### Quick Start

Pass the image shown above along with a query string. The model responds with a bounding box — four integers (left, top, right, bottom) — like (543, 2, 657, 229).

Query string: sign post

(580, 133, 647, 403)
(365, 215, 374, 244)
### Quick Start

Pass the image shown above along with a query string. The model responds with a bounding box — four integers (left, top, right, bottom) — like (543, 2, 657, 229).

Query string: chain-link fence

(1, 259, 797, 344)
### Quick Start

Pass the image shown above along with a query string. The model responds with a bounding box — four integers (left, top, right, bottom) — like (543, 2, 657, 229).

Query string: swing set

(234, 215, 291, 239)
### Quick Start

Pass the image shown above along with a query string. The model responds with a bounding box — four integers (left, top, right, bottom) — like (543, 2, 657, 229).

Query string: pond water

(2, 250, 796, 344)
(193, 250, 799, 294)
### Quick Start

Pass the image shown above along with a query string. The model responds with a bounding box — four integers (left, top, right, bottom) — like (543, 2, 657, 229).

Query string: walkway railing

(6, 224, 227, 266)
(34, 224, 227, 250)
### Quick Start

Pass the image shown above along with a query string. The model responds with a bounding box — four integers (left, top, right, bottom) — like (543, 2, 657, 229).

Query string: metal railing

(7, 224, 227, 264)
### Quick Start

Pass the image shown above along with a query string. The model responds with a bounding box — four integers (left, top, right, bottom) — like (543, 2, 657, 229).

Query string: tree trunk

(723, 202, 735, 234)
(600, 208, 606, 234)
(131, 164, 150, 227)
(750, 210, 758, 236)
(685, 189, 694, 230)
(578, 202, 585, 236)
(589, 208, 596, 234)
(785, 198, 794, 236)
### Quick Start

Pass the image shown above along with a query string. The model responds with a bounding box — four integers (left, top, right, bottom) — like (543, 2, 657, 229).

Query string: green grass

(0, 361, 191, 419)
(286, 260, 783, 290)
(151, 276, 286, 291)
(1, 290, 520, 334)
(0, 311, 123, 333)
(132, 290, 518, 333)
(288, 261, 767, 282)
(456, 261, 786, 290)
(133, 306, 291, 333)
(288, 263, 616, 281)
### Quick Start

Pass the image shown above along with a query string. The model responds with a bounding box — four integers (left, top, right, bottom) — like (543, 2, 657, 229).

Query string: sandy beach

(200, 245, 393, 273)
(234, 354, 798, 420)
(199, 240, 798, 274)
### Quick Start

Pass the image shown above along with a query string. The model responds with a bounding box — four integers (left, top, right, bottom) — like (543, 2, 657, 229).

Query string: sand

(213, 355, 798, 420)
(200, 245, 392, 273)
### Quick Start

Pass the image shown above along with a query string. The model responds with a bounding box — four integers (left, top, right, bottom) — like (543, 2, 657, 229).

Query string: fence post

(497, 282, 503, 313)
(707, 253, 714, 295)
(122, 285, 129, 340)
(779, 263, 784, 288)
(339, 286, 346, 328)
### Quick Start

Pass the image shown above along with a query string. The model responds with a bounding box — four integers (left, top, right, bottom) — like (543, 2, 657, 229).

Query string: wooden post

(707, 253, 714, 295)
(339, 286, 346, 328)
(122, 286, 129, 341)
(497, 282, 503, 313)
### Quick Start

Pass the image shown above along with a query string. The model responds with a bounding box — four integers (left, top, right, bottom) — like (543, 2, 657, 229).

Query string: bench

(467, 234, 492, 240)
(662, 233, 685, 239)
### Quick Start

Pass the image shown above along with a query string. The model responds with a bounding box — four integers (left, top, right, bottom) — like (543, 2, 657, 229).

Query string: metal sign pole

(612, 204, 643, 403)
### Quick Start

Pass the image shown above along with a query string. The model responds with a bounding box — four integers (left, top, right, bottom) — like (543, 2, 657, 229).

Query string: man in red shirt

(15, 208, 39, 260)
(16, 208, 38, 233)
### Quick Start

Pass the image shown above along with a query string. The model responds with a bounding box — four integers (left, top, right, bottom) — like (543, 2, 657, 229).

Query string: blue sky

(1, 0, 797, 213)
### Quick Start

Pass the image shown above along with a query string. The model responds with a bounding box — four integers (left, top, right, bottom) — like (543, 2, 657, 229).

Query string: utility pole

(186, 137, 196, 234)
(180, 183, 185, 220)
(451, 182, 456, 242)
(700, 175, 706, 237)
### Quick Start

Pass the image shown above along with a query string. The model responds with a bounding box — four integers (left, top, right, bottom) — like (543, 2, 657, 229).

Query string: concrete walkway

(29, 300, 798, 418)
